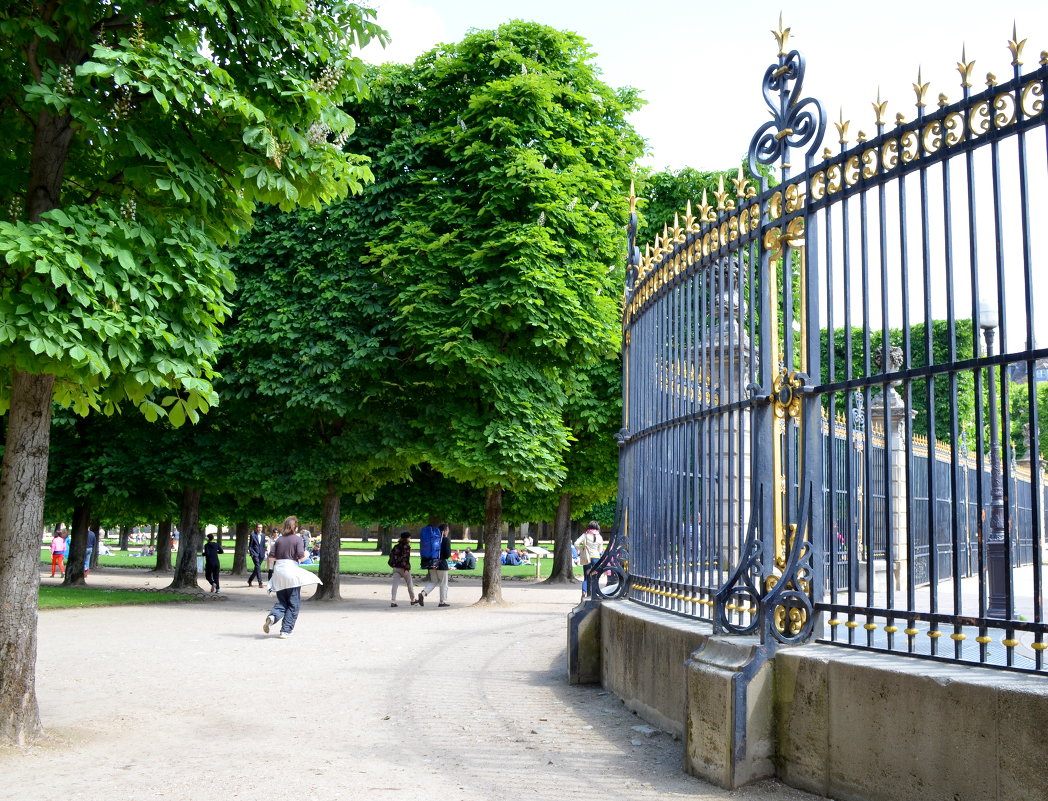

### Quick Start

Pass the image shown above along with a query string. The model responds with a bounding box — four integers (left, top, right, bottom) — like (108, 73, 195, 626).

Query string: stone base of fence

(571, 600, 1048, 801)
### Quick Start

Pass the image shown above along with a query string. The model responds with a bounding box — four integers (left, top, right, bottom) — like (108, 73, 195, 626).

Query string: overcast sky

(360, 0, 1048, 171)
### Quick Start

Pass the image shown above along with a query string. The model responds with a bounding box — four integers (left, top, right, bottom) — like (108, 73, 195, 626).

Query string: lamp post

(979, 300, 1008, 618)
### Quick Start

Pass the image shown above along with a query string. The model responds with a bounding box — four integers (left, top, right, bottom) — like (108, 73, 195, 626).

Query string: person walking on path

(49, 526, 66, 577)
(247, 523, 267, 588)
(417, 522, 451, 608)
(84, 526, 97, 576)
(203, 533, 224, 593)
(574, 521, 605, 595)
(388, 532, 417, 607)
(263, 516, 322, 638)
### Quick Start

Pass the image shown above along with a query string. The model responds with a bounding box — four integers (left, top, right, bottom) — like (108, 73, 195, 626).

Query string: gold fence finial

(835, 107, 850, 145)
(714, 173, 732, 211)
(913, 67, 929, 108)
(628, 179, 637, 214)
(698, 188, 714, 222)
(731, 166, 749, 198)
(957, 44, 975, 88)
(987, 71, 997, 87)
(684, 198, 697, 232)
(773, 13, 791, 57)
(1008, 22, 1026, 66)
(872, 87, 888, 125)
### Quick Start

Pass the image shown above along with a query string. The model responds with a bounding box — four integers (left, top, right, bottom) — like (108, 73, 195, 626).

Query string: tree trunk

(168, 487, 203, 590)
(149, 523, 156, 548)
(0, 370, 55, 744)
(378, 528, 393, 556)
(545, 492, 577, 584)
(312, 483, 341, 600)
(154, 519, 173, 572)
(231, 521, 249, 576)
(507, 524, 516, 550)
(479, 487, 504, 604)
(63, 502, 90, 586)
(118, 523, 130, 552)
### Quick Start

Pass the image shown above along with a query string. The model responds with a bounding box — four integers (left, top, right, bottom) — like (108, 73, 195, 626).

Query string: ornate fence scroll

(613, 20, 1048, 673)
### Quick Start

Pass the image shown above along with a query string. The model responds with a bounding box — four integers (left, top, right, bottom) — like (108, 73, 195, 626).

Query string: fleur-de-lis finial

(714, 174, 732, 211)
(684, 199, 697, 232)
(731, 166, 749, 197)
(913, 67, 929, 108)
(628, 178, 637, 215)
(957, 44, 975, 88)
(835, 107, 850, 145)
(698, 188, 714, 222)
(1008, 22, 1026, 66)
(773, 13, 791, 57)
(872, 87, 888, 126)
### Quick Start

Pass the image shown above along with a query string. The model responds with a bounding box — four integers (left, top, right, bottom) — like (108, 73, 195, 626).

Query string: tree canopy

(0, 0, 385, 745)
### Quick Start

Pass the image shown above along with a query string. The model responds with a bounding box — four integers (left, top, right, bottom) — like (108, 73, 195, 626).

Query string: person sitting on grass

(455, 548, 477, 570)
(504, 548, 523, 567)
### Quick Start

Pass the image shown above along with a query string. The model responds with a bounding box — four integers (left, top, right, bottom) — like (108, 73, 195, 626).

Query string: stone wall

(572, 599, 1048, 801)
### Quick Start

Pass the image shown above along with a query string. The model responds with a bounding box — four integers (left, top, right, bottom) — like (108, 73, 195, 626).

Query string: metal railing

(613, 22, 1048, 673)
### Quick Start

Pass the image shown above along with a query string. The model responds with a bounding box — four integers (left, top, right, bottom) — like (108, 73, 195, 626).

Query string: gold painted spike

(1009, 22, 1027, 66)
(671, 212, 684, 243)
(731, 166, 749, 197)
(913, 67, 929, 109)
(628, 178, 637, 214)
(773, 12, 791, 57)
(958, 45, 975, 88)
(697, 188, 714, 222)
(872, 87, 888, 125)
(714, 174, 730, 210)
(684, 199, 697, 231)
(835, 108, 850, 145)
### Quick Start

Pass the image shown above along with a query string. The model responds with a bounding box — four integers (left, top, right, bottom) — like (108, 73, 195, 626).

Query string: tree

(361, 22, 644, 603)
(222, 204, 411, 601)
(0, 1, 384, 745)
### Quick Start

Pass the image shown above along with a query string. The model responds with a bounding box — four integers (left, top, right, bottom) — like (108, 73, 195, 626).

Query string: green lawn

(43, 547, 580, 580)
(39, 586, 199, 609)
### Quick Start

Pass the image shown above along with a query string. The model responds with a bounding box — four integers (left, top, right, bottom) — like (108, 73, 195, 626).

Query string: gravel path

(1, 569, 821, 801)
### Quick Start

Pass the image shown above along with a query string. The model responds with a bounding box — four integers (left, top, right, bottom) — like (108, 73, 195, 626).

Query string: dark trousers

(248, 558, 263, 586)
(205, 562, 220, 589)
(269, 587, 301, 633)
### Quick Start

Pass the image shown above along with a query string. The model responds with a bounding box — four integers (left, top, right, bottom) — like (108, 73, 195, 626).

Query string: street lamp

(978, 300, 1008, 618)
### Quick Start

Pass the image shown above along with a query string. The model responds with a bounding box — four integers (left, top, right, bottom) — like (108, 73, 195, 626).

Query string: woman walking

(417, 522, 451, 608)
(203, 533, 224, 593)
(574, 521, 605, 595)
(263, 516, 322, 638)
(49, 526, 66, 577)
(388, 532, 417, 607)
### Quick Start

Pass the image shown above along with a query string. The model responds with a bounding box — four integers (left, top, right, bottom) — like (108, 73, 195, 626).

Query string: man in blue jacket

(248, 523, 267, 587)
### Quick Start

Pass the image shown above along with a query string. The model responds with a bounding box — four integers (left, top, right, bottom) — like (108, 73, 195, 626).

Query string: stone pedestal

(870, 387, 915, 591)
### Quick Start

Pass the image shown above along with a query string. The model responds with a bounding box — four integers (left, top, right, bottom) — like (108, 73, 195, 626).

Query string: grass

(39, 586, 199, 609)
(42, 547, 583, 580)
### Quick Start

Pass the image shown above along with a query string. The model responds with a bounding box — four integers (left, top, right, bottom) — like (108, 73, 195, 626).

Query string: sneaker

(263, 614, 276, 634)
(278, 631, 292, 639)
(417, 591, 425, 607)
(390, 602, 398, 607)
(438, 603, 450, 607)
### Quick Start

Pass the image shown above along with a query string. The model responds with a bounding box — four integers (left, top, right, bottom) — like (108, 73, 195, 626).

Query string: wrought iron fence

(612, 21, 1048, 673)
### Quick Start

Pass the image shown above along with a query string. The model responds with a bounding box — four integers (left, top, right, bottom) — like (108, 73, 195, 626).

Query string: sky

(359, 0, 1048, 171)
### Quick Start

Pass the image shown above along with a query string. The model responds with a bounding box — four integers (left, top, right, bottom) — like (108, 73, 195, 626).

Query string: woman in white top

(573, 521, 605, 595)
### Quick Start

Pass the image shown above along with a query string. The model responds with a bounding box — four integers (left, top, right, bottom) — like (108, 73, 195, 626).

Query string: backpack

(419, 525, 441, 560)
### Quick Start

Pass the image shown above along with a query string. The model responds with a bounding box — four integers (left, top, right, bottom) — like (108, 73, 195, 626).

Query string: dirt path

(2, 569, 820, 801)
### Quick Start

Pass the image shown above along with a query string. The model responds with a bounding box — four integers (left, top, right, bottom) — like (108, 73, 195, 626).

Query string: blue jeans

(269, 587, 301, 633)
(84, 548, 93, 571)
(581, 558, 600, 594)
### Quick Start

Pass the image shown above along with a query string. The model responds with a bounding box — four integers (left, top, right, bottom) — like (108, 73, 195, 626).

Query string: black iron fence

(612, 22, 1048, 673)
